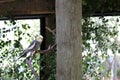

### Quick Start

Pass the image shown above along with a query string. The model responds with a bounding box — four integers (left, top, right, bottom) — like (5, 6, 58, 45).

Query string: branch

(45, 27, 56, 36)
(36, 43, 56, 54)
(26, 43, 56, 80)
(26, 57, 39, 80)
(26, 44, 56, 80)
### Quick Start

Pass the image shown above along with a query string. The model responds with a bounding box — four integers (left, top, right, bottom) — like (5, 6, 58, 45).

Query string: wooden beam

(0, 0, 55, 17)
(0, 0, 15, 3)
(56, 0, 82, 80)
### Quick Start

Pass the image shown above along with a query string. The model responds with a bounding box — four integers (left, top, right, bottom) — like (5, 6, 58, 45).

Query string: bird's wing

(27, 40, 37, 50)
(15, 40, 36, 60)
(15, 51, 26, 61)
(15, 40, 39, 61)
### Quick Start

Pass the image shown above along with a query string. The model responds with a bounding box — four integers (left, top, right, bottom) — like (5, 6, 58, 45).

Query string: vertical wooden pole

(40, 17, 46, 80)
(56, 0, 82, 80)
(40, 17, 46, 50)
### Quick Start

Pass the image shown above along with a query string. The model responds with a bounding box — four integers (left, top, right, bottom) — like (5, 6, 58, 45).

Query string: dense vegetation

(0, 20, 40, 80)
(0, 16, 120, 80)
(82, 16, 119, 79)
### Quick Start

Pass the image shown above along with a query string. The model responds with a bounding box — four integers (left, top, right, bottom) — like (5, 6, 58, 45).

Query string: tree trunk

(56, 0, 82, 80)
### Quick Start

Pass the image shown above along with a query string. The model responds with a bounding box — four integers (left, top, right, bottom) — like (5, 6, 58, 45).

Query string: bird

(15, 35, 43, 61)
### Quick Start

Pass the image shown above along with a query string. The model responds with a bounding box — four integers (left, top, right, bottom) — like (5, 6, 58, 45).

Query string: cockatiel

(16, 35, 43, 61)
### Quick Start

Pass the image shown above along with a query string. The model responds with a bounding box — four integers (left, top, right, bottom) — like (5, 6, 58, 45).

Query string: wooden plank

(0, 0, 15, 3)
(56, 0, 82, 80)
(0, 0, 55, 16)
(0, 0, 119, 17)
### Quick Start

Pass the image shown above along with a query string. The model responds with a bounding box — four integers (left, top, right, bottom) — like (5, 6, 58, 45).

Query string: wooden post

(40, 15, 56, 80)
(56, 0, 82, 80)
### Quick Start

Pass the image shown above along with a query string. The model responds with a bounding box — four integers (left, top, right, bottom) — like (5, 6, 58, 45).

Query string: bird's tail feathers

(14, 51, 26, 61)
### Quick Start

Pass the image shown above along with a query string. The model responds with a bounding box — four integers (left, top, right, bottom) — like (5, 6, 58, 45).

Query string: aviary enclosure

(0, 0, 120, 80)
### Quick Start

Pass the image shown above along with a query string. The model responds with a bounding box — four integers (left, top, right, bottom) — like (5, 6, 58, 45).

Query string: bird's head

(36, 35, 43, 42)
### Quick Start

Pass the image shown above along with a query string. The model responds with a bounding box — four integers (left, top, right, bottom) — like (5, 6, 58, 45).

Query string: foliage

(0, 16, 120, 80)
(82, 16, 119, 80)
(0, 20, 40, 80)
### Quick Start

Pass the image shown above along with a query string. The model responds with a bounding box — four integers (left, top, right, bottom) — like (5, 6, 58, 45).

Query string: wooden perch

(36, 43, 56, 54)
(26, 57, 39, 80)
(26, 44, 56, 80)
(37, 27, 56, 54)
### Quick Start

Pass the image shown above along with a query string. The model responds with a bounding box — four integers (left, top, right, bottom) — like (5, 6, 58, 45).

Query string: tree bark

(56, 0, 82, 80)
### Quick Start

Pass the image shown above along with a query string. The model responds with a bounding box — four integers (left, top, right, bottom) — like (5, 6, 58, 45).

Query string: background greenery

(0, 20, 40, 80)
(0, 16, 120, 80)
(82, 16, 119, 80)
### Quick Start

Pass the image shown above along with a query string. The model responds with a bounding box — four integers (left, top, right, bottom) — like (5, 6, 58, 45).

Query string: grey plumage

(15, 35, 43, 61)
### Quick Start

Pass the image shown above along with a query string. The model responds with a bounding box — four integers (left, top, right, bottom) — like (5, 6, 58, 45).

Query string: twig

(36, 43, 56, 54)
(26, 43, 56, 80)
(45, 27, 56, 36)
(26, 57, 39, 80)
(26, 44, 56, 80)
